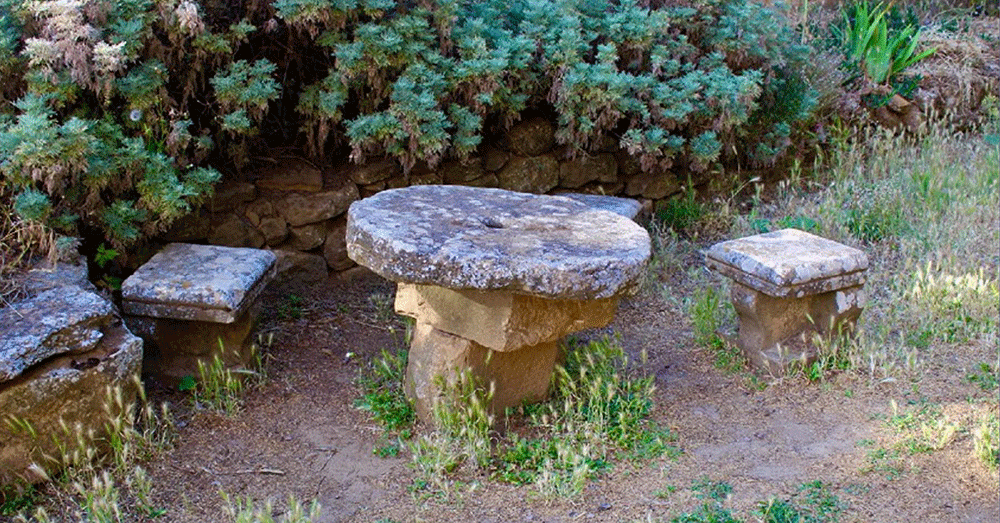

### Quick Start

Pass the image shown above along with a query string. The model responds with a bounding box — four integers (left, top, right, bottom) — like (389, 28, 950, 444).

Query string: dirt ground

(141, 260, 1000, 523)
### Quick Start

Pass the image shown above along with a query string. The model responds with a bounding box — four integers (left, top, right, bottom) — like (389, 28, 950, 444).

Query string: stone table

(346, 185, 650, 421)
(121, 243, 276, 384)
(705, 228, 869, 375)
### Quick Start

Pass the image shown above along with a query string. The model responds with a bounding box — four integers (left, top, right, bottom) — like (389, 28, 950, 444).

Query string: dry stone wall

(163, 117, 681, 279)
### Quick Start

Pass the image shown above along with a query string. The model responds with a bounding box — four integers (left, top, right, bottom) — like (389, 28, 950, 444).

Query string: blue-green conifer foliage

(0, 0, 815, 247)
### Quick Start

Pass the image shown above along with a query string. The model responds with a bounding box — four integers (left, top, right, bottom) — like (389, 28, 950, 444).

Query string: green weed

(404, 337, 676, 498)
(5, 380, 176, 522)
(672, 479, 738, 523)
(967, 363, 999, 392)
(749, 215, 820, 234)
(0, 483, 40, 516)
(688, 285, 745, 374)
(277, 294, 304, 320)
(354, 348, 415, 433)
(690, 286, 725, 348)
(671, 503, 742, 523)
(655, 189, 704, 233)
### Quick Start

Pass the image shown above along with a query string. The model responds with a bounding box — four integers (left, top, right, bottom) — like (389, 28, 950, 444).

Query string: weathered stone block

(258, 216, 289, 246)
(705, 228, 869, 298)
(122, 243, 276, 383)
(441, 159, 485, 184)
(208, 181, 256, 212)
(731, 283, 865, 374)
(121, 243, 276, 324)
(395, 284, 618, 352)
(283, 222, 328, 251)
(323, 217, 354, 271)
(272, 249, 330, 283)
(278, 177, 358, 227)
(505, 117, 555, 157)
(0, 322, 142, 486)
(482, 144, 510, 172)
(347, 186, 650, 300)
(1, 257, 143, 487)
(706, 229, 869, 375)
(209, 216, 266, 248)
(625, 171, 681, 200)
(255, 158, 324, 192)
(349, 158, 401, 185)
(0, 287, 113, 382)
(556, 193, 643, 222)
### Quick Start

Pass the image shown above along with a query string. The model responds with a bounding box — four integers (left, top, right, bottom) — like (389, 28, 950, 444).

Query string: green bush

(1, 0, 817, 248)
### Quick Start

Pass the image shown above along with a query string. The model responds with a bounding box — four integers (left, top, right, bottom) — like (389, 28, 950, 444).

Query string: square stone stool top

(347, 185, 651, 422)
(705, 228, 868, 375)
(121, 243, 276, 383)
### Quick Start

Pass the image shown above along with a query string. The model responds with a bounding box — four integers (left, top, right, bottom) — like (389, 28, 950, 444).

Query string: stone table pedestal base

(123, 309, 257, 385)
(395, 283, 617, 421)
(405, 323, 560, 421)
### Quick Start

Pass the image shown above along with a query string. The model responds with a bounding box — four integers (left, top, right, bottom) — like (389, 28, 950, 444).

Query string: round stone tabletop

(346, 185, 651, 300)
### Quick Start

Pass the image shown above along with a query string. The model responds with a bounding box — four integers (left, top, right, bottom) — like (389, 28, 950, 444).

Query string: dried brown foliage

(910, 19, 1000, 123)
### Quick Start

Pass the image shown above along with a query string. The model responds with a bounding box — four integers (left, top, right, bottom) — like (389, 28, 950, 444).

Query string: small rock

(349, 157, 401, 185)
(323, 217, 354, 271)
(255, 158, 323, 192)
(279, 175, 359, 227)
(559, 153, 617, 188)
(282, 222, 328, 251)
(498, 155, 559, 194)
(441, 159, 485, 184)
(208, 216, 266, 248)
(506, 117, 555, 156)
(208, 181, 256, 212)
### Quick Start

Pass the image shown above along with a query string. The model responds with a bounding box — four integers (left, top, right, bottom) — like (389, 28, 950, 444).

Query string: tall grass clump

(519, 338, 677, 497)
(221, 492, 321, 523)
(973, 411, 999, 472)
(409, 372, 494, 497)
(396, 337, 676, 499)
(737, 114, 999, 379)
(4, 379, 175, 521)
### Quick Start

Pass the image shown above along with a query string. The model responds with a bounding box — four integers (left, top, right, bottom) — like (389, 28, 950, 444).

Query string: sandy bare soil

(140, 261, 999, 523)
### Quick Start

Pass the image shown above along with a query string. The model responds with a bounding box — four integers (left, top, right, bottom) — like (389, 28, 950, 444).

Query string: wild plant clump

(0, 0, 818, 249)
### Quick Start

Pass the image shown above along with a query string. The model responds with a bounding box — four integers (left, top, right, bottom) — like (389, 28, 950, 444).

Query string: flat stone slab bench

(347, 185, 650, 421)
(121, 243, 276, 383)
(705, 228, 868, 375)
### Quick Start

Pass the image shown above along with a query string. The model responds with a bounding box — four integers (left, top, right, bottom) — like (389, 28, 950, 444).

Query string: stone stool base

(125, 309, 257, 385)
(732, 282, 865, 375)
(405, 323, 559, 421)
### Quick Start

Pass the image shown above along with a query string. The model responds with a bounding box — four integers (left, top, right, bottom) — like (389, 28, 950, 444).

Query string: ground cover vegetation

(1, 0, 998, 521)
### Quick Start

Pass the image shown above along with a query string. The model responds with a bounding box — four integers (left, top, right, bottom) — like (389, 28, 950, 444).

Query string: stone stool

(121, 243, 276, 384)
(705, 228, 869, 375)
(346, 185, 650, 422)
